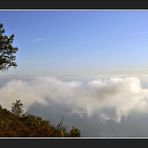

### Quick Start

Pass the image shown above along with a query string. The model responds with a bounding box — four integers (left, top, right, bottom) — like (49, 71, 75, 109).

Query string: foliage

(70, 126, 81, 137)
(0, 23, 18, 71)
(11, 100, 24, 116)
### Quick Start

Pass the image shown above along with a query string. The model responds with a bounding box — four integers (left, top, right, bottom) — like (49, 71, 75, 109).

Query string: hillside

(0, 104, 80, 137)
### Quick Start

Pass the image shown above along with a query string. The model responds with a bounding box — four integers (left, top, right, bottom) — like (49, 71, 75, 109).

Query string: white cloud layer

(1, 76, 148, 123)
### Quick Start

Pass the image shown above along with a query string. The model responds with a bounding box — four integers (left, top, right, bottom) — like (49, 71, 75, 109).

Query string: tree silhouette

(0, 23, 18, 70)
(11, 100, 24, 116)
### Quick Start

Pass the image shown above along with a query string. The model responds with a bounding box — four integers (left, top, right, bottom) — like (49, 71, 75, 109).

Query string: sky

(0, 10, 148, 76)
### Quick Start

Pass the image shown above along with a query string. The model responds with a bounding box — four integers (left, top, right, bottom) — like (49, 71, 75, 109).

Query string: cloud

(1, 76, 148, 124)
(32, 38, 45, 42)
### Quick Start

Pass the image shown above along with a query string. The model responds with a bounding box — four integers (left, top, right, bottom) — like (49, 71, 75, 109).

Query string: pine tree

(0, 23, 18, 70)
(11, 100, 24, 116)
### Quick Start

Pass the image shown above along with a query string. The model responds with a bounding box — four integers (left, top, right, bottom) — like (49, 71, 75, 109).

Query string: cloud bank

(1, 76, 148, 124)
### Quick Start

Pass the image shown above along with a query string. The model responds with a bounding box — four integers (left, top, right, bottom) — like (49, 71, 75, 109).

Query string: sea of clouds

(1, 75, 148, 136)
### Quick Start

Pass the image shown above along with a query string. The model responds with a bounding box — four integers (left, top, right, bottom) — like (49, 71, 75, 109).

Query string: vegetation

(0, 100, 80, 137)
(11, 100, 24, 116)
(70, 126, 81, 137)
(0, 23, 18, 71)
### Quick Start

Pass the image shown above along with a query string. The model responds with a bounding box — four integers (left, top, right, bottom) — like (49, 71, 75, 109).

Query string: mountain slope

(0, 105, 80, 137)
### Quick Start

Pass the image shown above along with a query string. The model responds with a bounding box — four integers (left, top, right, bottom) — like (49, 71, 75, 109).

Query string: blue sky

(1, 10, 148, 75)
